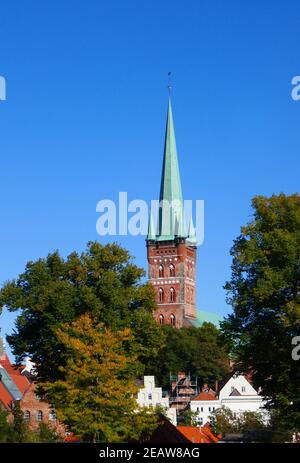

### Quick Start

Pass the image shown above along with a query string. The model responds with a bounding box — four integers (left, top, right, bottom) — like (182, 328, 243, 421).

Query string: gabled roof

(0, 354, 30, 395)
(192, 391, 218, 401)
(229, 388, 241, 396)
(146, 416, 190, 443)
(0, 350, 31, 410)
(0, 382, 13, 410)
(177, 426, 220, 444)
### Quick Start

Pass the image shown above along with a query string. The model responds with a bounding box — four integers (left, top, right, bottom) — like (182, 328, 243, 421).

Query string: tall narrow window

(37, 410, 43, 422)
(158, 265, 164, 278)
(159, 314, 164, 325)
(170, 313, 176, 326)
(24, 410, 30, 422)
(169, 264, 175, 277)
(159, 288, 164, 302)
(170, 287, 176, 302)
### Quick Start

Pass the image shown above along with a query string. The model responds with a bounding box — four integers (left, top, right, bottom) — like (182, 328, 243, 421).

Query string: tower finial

(167, 72, 172, 96)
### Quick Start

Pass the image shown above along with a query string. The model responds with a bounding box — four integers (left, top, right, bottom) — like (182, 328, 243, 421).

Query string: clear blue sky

(0, 1, 299, 355)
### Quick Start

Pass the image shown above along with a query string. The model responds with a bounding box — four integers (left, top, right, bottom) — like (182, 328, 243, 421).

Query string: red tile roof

(176, 425, 220, 444)
(0, 352, 31, 409)
(0, 382, 13, 410)
(192, 391, 217, 401)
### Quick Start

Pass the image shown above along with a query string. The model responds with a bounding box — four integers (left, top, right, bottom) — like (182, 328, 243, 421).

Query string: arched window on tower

(158, 265, 164, 278)
(159, 288, 164, 303)
(170, 314, 176, 326)
(169, 264, 175, 277)
(170, 287, 176, 303)
(159, 314, 164, 325)
(24, 410, 31, 422)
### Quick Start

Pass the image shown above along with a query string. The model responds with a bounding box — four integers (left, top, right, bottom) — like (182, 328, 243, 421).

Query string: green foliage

(0, 403, 62, 443)
(0, 407, 12, 442)
(210, 407, 267, 438)
(11, 401, 28, 443)
(180, 409, 198, 426)
(35, 422, 63, 443)
(146, 323, 230, 389)
(222, 194, 300, 430)
(42, 314, 159, 442)
(0, 241, 163, 385)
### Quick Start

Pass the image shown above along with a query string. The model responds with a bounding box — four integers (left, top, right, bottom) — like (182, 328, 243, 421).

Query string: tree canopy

(0, 241, 164, 384)
(146, 323, 230, 389)
(43, 314, 158, 442)
(222, 193, 300, 430)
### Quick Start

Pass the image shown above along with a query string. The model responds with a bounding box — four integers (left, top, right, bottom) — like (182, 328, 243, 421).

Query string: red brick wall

(19, 383, 65, 435)
(147, 239, 197, 328)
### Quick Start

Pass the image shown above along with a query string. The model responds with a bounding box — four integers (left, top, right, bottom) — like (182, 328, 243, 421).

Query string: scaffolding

(169, 372, 199, 413)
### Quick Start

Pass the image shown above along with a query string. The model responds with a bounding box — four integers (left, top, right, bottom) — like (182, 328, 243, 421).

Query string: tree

(0, 407, 12, 443)
(11, 400, 28, 443)
(42, 314, 159, 442)
(36, 422, 63, 443)
(209, 407, 238, 435)
(210, 407, 267, 438)
(222, 194, 300, 430)
(180, 409, 198, 426)
(0, 242, 164, 385)
(0, 405, 63, 443)
(146, 324, 230, 389)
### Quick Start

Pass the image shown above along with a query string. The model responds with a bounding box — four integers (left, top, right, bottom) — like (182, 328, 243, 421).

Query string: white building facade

(137, 376, 177, 426)
(190, 374, 267, 425)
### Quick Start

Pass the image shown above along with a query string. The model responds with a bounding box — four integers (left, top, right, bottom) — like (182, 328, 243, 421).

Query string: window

(242, 386, 246, 392)
(170, 287, 176, 302)
(24, 410, 30, 422)
(170, 314, 176, 326)
(37, 410, 43, 422)
(158, 265, 164, 278)
(148, 394, 152, 400)
(208, 407, 211, 412)
(159, 314, 164, 325)
(169, 264, 175, 277)
(159, 288, 164, 303)
(231, 386, 235, 392)
(198, 418, 203, 425)
(201, 407, 203, 412)
(49, 411, 56, 421)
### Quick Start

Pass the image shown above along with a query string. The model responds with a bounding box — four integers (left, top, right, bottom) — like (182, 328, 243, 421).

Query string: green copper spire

(157, 97, 186, 241)
(147, 211, 156, 240)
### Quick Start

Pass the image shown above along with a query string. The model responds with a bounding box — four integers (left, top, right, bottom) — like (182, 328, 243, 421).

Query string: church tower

(146, 97, 197, 328)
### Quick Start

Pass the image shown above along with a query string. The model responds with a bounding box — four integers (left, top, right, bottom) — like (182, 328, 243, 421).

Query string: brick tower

(146, 97, 197, 328)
